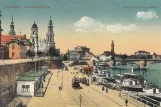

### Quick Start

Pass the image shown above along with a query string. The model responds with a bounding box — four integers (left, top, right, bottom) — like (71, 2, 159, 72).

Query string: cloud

(136, 11, 159, 20)
(74, 16, 137, 33)
(106, 24, 137, 33)
(74, 16, 105, 32)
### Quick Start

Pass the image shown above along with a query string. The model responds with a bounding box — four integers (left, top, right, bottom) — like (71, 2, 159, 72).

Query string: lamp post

(35, 58, 37, 73)
(119, 70, 122, 97)
(79, 94, 82, 107)
(61, 76, 63, 88)
(39, 58, 41, 72)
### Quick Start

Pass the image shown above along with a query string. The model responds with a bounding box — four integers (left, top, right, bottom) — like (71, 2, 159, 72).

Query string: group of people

(59, 86, 63, 91)
(102, 86, 108, 93)
(102, 86, 128, 106)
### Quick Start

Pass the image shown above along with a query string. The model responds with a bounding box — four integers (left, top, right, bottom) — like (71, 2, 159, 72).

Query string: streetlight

(35, 58, 37, 73)
(119, 70, 122, 97)
(79, 94, 82, 107)
(39, 58, 40, 72)
(61, 76, 63, 88)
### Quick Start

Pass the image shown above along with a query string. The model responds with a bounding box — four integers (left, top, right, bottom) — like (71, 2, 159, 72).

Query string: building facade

(152, 52, 161, 59)
(111, 40, 114, 55)
(8, 39, 32, 59)
(67, 46, 91, 61)
(131, 50, 152, 59)
(67, 50, 83, 61)
(0, 45, 9, 59)
(30, 21, 39, 57)
(0, 12, 30, 59)
(30, 16, 60, 57)
(17, 67, 48, 96)
(46, 15, 55, 48)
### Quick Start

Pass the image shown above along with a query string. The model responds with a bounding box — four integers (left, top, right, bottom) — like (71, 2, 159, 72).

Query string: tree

(63, 54, 68, 61)
(37, 51, 43, 57)
(48, 47, 59, 57)
(26, 50, 35, 58)
(121, 54, 128, 59)
(111, 56, 115, 60)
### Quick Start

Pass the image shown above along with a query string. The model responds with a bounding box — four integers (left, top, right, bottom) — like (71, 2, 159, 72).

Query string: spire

(46, 15, 54, 48)
(9, 13, 16, 35)
(12, 14, 13, 22)
(34, 21, 35, 24)
(111, 40, 114, 54)
(0, 10, 2, 17)
(0, 10, 3, 46)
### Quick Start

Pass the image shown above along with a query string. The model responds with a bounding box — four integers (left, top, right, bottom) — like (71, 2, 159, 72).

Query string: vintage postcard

(0, 0, 161, 107)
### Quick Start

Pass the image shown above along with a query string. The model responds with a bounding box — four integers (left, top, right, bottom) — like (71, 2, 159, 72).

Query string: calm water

(109, 63, 161, 88)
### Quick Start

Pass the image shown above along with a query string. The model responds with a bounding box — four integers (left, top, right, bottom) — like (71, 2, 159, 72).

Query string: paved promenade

(27, 66, 149, 107)
(0, 59, 44, 65)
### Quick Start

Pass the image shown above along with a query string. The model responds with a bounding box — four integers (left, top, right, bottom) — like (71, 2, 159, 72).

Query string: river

(108, 63, 161, 88)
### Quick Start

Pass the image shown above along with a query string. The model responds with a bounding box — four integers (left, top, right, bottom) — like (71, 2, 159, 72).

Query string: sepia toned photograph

(0, 0, 161, 107)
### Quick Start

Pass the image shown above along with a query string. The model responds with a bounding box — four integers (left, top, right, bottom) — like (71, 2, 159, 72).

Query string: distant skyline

(0, 0, 161, 55)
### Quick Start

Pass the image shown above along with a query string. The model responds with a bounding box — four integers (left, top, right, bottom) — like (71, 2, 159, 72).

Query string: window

(12, 43, 15, 50)
(12, 53, 15, 57)
(21, 85, 30, 92)
(26, 85, 30, 92)
(22, 85, 25, 92)
(33, 31, 35, 35)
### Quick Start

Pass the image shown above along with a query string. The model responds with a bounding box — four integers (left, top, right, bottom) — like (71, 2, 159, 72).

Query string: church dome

(32, 21, 38, 28)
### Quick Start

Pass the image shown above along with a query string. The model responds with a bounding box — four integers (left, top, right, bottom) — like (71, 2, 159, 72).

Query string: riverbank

(26, 65, 148, 107)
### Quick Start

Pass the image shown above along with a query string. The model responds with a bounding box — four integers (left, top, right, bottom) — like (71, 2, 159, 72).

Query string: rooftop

(32, 21, 38, 28)
(8, 39, 32, 46)
(17, 66, 48, 81)
(1, 35, 26, 42)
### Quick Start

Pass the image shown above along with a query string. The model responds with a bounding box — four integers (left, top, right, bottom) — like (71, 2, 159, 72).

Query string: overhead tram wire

(68, 79, 100, 107)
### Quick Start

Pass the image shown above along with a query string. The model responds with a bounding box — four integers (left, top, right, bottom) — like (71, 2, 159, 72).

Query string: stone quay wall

(0, 60, 45, 107)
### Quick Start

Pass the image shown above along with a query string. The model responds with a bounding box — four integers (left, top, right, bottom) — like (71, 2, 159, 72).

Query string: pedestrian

(125, 98, 128, 106)
(59, 86, 61, 91)
(102, 86, 104, 91)
(106, 87, 108, 93)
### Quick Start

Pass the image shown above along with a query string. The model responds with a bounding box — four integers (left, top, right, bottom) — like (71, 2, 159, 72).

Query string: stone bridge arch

(115, 60, 159, 69)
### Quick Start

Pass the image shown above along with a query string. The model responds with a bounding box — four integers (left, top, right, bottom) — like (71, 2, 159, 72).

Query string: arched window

(33, 31, 35, 35)
(12, 43, 15, 50)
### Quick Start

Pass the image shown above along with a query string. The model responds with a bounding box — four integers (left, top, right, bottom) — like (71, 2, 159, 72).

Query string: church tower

(111, 40, 114, 54)
(9, 15, 16, 35)
(30, 21, 39, 57)
(46, 15, 55, 48)
(0, 10, 3, 46)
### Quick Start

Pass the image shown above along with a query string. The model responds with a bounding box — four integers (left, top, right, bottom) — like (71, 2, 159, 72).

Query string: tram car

(72, 78, 81, 89)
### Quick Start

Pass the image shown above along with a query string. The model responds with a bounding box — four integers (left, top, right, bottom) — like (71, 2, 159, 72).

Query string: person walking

(59, 86, 61, 91)
(106, 87, 108, 93)
(102, 86, 104, 91)
(125, 98, 128, 106)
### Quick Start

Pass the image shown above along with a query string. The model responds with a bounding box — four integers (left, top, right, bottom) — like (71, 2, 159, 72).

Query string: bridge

(83, 57, 161, 69)
(114, 59, 161, 69)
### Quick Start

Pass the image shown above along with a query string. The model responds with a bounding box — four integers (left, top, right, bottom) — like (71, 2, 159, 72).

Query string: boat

(121, 66, 144, 92)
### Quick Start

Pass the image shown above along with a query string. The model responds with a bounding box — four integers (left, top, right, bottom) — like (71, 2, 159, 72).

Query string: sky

(0, 0, 161, 55)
